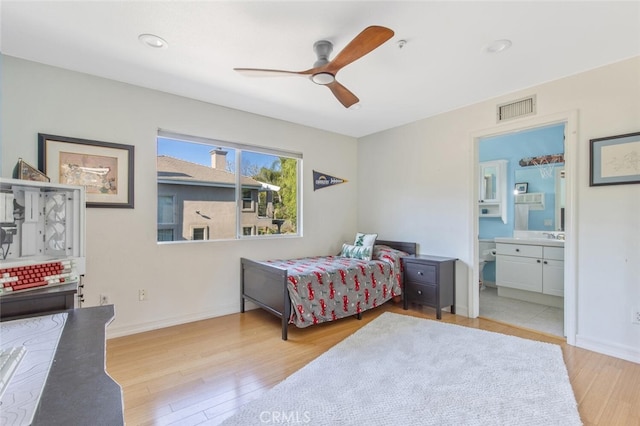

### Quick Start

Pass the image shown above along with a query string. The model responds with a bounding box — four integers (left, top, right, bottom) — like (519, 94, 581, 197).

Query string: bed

(240, 239, 416, 340)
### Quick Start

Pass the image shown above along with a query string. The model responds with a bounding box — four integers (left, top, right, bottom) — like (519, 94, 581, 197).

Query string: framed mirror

(514, 164, 564, 231)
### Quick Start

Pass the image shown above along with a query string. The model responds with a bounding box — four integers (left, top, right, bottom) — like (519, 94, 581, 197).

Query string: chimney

(210, 149, 228, 170)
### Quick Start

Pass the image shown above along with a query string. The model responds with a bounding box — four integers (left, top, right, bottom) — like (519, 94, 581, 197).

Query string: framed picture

(38, 134, 134, 208)
(15, 158, 50, 182)
(590, 131, 640, 186)
(514, 182, 528, 194)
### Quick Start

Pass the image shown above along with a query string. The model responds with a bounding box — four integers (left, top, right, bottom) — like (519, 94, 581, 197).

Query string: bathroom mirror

(514, 164, 564, 231)
(480, 163, 498, 201)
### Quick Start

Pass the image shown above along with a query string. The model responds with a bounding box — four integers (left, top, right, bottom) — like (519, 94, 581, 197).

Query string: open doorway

(469, 111, 578, 345)
(478, 124, 565, 336)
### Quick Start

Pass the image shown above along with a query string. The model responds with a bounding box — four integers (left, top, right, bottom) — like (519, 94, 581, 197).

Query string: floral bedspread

(260, 245, 408, 328)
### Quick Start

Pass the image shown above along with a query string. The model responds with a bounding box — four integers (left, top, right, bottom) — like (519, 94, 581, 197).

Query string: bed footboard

(240, 258, 291, 340)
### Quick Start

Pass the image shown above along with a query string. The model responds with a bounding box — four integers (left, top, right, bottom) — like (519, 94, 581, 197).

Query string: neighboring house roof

(157, 155, 263, 188)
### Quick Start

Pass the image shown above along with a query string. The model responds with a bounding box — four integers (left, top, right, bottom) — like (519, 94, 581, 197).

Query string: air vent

(497, 95, 536, 122)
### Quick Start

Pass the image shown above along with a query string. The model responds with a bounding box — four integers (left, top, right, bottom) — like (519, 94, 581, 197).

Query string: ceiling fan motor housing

(311, 40, 335, 85)
(313, 40, 333, 67)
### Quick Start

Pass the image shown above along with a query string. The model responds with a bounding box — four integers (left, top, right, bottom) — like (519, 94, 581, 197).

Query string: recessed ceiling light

(485, 39, 512, 54)
(138, 34, 168, 49)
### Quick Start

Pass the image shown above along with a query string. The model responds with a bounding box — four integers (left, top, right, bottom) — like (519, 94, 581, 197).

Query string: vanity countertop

(494, 237, 565, 248)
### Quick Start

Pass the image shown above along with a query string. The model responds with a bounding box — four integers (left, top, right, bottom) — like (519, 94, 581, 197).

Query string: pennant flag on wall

(313, 170, 348, 191)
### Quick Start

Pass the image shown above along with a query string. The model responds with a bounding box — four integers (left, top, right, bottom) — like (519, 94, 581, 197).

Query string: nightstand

(402, 255, 456, 319)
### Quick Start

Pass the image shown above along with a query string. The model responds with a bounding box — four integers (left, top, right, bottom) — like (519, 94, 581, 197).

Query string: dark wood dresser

(402, 254, 456, 319)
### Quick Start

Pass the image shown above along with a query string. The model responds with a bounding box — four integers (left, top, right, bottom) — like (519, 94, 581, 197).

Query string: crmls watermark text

(259, 410, 311, 424)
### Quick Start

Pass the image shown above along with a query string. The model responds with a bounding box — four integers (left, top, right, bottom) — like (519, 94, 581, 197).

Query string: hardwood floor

(106, 301, 640, 425)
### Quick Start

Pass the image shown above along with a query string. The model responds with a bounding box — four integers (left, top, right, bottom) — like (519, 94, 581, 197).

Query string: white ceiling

(2, 1, 639, 138)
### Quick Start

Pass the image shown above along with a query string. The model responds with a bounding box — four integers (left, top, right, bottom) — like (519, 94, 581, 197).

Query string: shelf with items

(514, 192, 545, 210)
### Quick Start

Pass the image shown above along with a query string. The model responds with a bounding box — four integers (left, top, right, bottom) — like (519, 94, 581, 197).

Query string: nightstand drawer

(404, 262, 437, 284)
(401, 254, 456, 320)
(405, 282, 436, 305)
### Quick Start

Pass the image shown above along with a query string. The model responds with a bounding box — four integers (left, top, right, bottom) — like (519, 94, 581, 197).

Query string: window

(157, 130, 301, 242)
(191, 226, 208, 240)
(158, 195, 175, 224)
(242, 189, 253, 211)
(157, 195, 176, 241)
(157, 229, 174, 241)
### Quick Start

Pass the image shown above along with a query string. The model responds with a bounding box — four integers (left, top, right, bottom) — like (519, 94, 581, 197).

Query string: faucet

(542, 232, 556, 239)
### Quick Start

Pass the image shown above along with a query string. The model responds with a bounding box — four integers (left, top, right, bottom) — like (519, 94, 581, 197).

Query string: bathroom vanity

(495, 237, 564, 308)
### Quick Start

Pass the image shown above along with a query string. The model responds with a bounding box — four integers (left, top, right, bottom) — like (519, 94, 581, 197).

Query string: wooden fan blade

(324, 26, 394, 74)
(326, 81, 359, 108)
(234, 68, 313, 77)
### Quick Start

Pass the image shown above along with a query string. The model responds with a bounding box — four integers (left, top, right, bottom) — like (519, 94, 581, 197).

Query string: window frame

(191, 225, 209, 240)
(157, 130, 302, 243)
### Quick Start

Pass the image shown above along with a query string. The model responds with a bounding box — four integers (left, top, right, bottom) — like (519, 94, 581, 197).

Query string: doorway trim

(468, 110, 578, 346)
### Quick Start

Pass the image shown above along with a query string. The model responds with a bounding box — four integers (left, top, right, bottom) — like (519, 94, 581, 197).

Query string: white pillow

(341, 243, 373, 261)
(354, 232, 377, 248)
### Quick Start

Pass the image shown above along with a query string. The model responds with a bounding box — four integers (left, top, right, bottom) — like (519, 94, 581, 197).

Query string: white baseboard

(105, 301, 475, 339)
(576, 334, 640, 364)
(106, 303, 239, 339)
(454, 304, 469, 318)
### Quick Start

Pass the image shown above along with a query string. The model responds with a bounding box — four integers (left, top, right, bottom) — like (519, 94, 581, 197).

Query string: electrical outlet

(139, 289, 147, 301)
(99, 294, 109, 306)
(632, 309, 640, 325)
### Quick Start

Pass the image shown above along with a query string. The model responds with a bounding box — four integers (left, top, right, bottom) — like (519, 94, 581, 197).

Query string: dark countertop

(32, 305, 124, 426)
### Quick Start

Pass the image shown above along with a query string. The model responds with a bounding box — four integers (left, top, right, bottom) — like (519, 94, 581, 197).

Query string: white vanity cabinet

(541, 246, 564, 297)
(496, 243, 543, 292)
(495, 240, 564, 303)
(478, 160, 507, 223)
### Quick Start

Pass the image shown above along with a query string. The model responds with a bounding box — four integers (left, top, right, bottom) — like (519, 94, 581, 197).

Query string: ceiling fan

(234, 26, 394, 108)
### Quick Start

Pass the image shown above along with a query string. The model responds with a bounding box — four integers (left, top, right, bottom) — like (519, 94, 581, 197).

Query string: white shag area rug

(222, 312, 581, 425)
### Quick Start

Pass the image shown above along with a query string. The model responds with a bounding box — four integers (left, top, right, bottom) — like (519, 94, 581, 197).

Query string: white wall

(1, 56, 359, 337)
(358, 56, 640, 362)
(3, 55, 639, 362)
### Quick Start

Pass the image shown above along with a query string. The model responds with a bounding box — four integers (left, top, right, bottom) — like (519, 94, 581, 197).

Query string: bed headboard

(376, 240, 417, 255)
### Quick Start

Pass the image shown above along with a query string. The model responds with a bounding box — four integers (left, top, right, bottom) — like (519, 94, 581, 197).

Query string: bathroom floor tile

(479, 287, 564, 337)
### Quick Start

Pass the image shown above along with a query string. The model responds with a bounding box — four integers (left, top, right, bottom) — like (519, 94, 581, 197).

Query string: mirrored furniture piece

(478, 160, 507, 223)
